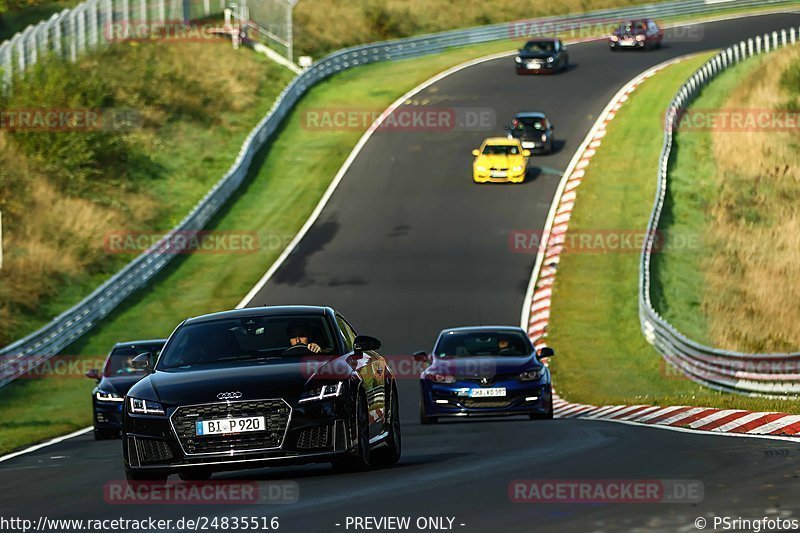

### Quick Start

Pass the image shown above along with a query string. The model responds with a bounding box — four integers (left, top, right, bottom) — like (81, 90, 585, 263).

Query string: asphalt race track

(2, 12, 800, 533)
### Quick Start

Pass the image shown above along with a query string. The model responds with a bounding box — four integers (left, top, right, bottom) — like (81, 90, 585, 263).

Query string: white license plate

(195, 416, 265, 436)
(469, 388, 506, 398)
(526, 63, 541, 69)
(620, 40, 635, 46)
(522, 142, 536, 149)
(490, 171, 507, 178)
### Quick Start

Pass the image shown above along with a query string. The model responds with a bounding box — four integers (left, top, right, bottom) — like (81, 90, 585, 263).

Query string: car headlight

(128, 397, 165, 415)
(610, 35, 619, 41)
(547, 56, 554, 63)
(515, 56, 522, 63)
(96, 390, 124, 403)
(476, 165, 487, 172)
(541, 133, 547, 143)
(512, 165, 524, 172)
(519, 368, 547, 381)
(636, 34, 645, 41)
(425, 372, 455, 384)
(299, 381, 343, 403)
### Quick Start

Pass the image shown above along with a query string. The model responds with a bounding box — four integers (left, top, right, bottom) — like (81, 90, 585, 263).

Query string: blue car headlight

(299, 381, 343, 403)
(519, 368, 547, 382)
(95, 390, 124, 403)
(128, 397, 165, 415)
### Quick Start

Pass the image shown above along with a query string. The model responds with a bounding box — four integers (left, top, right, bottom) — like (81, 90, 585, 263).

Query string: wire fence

(640, 25, 800, 398)
(1, 0, 798, 388)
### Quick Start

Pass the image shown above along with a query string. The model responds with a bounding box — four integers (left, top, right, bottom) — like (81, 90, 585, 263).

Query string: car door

(335, 314, 386, 437)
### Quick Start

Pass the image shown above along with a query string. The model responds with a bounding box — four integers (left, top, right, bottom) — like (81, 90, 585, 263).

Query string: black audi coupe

(122, 306, 400, 483)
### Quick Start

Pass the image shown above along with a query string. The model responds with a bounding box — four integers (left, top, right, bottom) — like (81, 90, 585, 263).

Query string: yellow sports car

(472, 138, 531, 183)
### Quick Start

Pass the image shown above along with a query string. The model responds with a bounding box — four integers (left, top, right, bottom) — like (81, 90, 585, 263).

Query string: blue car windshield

(435, 331, 532, 357)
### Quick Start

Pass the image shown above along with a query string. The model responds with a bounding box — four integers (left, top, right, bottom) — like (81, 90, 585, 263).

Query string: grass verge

(0, 41, 295, 346)
(654, 44, 800, 353)
(547, 52, 800, 413)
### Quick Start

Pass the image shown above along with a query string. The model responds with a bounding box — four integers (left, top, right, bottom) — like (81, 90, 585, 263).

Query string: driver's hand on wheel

(308, 343, 322, 353)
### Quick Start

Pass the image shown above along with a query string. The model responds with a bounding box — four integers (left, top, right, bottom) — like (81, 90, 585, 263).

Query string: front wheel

(332, 391, 371, 473)
(529, 393, 554, 420)
(419, 393, 438, 425)
(372, 385, 401, 467)
(94, 428, 119, 440)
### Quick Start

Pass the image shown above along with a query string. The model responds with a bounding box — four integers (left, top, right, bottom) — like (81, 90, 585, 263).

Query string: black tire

(419, 394, 438, 425)
(372, 385, 401, 467)
(93, 428, 119, 440)
(178, 469, 212, 482)
(125, 469, 168, 489)
(332, 390, 371, 472)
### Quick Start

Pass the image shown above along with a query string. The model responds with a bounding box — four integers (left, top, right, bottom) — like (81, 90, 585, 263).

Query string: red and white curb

(554, 398, 800, 437)
(520, 56, 800, 441)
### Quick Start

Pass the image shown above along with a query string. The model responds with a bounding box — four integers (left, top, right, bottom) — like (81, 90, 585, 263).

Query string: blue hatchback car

(415, 326, 554, 424)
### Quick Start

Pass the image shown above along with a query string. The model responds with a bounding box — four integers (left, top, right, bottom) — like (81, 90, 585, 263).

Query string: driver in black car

(286, 321, 323, 353)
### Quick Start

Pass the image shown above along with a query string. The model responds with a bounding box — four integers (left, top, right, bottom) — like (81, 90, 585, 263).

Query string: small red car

(609, 19, 664, 50)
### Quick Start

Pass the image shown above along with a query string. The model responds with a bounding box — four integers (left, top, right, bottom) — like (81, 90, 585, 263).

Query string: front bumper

(515, 60, 558, 73)
(123, 397, 354, 474)
(473, 168, 526, 183)
(94, 398, 125, 430)
(421, 380, 552, 418)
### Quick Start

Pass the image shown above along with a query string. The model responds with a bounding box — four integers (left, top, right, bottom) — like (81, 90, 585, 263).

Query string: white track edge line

(0, 426, 92, 464)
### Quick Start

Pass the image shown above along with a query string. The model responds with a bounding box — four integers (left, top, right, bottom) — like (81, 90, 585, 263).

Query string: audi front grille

(170, 399, 291, 456)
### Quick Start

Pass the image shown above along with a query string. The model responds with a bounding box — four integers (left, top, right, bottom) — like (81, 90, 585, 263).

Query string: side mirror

(131, 353, 153, 373)
(86, 368, 101, 380)
(537, 346, 555, 359)
(522, 150, 531, 157)
(550, 124, 555, 130)
(503, 124, 510, 131)
(472, 149, 480, 157)
(353, 335, 381, 353)
(412, 351, 429, 363)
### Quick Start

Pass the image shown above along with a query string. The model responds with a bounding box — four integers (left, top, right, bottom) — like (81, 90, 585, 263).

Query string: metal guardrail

(1, 0, 798, 388)
(0, 0, 227, 89)
(640, 25, 800, 398)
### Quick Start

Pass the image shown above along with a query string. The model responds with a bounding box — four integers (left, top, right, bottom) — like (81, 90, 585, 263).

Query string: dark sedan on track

(505, 112, 555, 154)
(515, 38, 569, 73)
(609, 19, 663, 50)
(86, 339, 166, 440)
(122, 306, 400, 484)
(415, 326, 554, 423)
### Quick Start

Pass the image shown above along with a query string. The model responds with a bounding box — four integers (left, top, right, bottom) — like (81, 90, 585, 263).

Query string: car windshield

(482, 144, 520, 155)
(104, 345, 162, 376)
(435, 331, 533, 357)
(156, 315, 338, 369)
(523, 41, 555, 53)
(620, 21, 646, 33)
(511, 118, 546, 131)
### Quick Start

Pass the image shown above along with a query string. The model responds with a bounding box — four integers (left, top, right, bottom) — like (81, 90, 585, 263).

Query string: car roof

(514, 111, 547, 119)
(482, 137, 520, 145)
(183, 305, 331, 325)
(439, 325, 527, 336)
